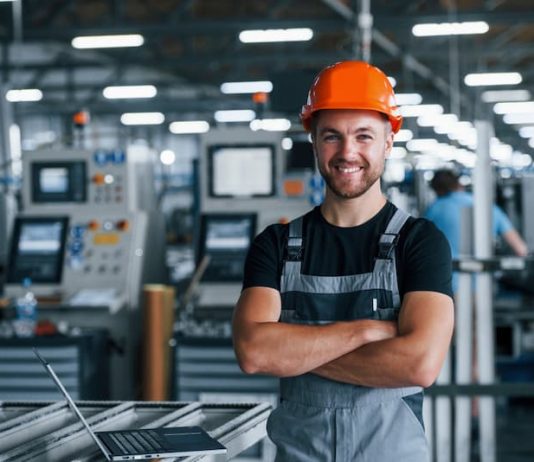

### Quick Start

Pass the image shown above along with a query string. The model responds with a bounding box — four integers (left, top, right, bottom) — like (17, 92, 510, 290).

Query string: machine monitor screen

(31, 161, 87, 203)
(208, 145, 275, 198)
(198, 213, 257, 282)
(7, 216, 69, 284)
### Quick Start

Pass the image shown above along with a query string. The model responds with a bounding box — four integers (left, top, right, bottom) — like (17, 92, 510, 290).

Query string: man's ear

(384, 131, 394, 158)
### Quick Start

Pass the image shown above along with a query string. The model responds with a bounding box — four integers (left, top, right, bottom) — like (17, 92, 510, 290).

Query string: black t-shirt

(243, 202, 453, 299)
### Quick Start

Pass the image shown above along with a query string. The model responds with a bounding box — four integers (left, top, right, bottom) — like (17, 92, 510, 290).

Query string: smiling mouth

(336, 166, 363, 173)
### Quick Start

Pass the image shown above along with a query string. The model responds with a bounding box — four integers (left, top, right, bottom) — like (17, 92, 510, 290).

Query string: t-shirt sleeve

(399, 218, 453, 298)
(242, 225, 284, 291)
(493, 204, 513, 236)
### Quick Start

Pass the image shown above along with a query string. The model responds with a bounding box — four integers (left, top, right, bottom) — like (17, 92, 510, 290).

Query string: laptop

(33, 348, 227, 461)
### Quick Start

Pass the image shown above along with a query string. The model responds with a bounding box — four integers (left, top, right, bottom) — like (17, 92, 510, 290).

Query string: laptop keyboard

(109, 430, 164, 455)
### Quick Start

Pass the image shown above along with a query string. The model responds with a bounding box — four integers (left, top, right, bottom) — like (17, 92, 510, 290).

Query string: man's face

(312, 109, 393, 200)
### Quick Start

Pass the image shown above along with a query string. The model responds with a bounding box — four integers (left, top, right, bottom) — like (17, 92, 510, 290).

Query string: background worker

(232, 60, 454, 461)
(425, 168, 528, 289)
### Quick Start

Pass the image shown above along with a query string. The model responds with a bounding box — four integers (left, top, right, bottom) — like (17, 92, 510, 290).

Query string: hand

(363, 320, 398, 343)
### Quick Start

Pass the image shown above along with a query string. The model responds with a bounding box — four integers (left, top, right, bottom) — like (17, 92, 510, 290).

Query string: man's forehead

(315, 109, 386, 127)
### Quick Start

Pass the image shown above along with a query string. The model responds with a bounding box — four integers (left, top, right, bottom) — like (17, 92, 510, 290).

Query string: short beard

(319, 160, 384, 199)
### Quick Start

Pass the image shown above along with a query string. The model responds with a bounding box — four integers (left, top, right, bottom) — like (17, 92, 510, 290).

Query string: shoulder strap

(377, 207, 411, 259)
(286, 216, 304, 261)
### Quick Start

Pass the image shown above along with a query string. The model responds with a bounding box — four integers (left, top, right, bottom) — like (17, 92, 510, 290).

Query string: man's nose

(340, 137, 359, 158)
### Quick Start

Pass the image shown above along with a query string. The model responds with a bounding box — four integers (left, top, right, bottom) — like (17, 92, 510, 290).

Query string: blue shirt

(424, 191, 513, 259)
(424, 191, 513, 292)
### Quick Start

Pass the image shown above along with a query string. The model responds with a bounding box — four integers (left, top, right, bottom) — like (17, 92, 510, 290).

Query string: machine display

(198, 213, 256, 282)
(7, 216, 68, 284)
(208, 145, 275, 198)
(31, 161, 86, 203)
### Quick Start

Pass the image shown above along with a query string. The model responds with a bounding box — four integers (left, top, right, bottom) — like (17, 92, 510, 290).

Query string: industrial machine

(169, 128, 316, 461)
(3, 145, 166, 399)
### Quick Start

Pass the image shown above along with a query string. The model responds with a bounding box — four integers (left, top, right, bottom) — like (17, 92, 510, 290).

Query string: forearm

(233, 319, 393, 377)
(314, 292, 454, 388)
(313, 335, 436, 388)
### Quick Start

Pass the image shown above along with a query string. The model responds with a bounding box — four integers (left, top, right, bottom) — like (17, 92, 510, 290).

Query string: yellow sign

(93, 233, 120, 245)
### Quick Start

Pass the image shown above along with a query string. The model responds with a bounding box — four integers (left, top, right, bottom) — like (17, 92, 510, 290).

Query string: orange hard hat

(300, 61, 402, 133)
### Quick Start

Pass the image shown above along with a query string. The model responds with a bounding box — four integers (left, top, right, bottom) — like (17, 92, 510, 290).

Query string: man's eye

(358, 134, 373, 141)
(323, 134, 339, 141)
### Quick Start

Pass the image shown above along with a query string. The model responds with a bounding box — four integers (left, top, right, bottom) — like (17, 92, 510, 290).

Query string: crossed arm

(232, 287, 454, 388)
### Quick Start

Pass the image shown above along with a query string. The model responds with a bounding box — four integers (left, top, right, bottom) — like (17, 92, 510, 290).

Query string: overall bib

(266, 208, 429, 461)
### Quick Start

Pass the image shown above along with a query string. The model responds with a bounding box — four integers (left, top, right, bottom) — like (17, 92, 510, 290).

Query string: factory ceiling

(0, 0, 533, 156)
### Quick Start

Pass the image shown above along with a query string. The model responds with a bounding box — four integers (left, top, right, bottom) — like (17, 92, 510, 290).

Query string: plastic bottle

(13, 278, 38, 337)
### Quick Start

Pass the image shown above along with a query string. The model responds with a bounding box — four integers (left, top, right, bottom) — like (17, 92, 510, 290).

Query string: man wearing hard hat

(233, 61, 454, 461)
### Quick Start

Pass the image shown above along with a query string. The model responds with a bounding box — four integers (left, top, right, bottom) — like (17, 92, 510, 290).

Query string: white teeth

(338, 166, 362, 173)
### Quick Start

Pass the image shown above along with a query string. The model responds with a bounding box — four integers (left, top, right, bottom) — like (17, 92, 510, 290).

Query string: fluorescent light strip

(400, 104, 443, 117)
(214, 109, 256, 123)
(6, 89, 43, 102)
(406, 139, 439, 152)
(503, 113, 534, 125)
(412, 21, 489, 37)
(103, 85, 157, 99)
(72, 34, 144, 49)
(220, 81, 273, 94)
(239, 28, 313, 43)
(529, 138, 534, 149)
(250, 118, 291, 132)
(481, 90, 531, 103)
(390, 147, 407, 159)
(395, 93, 422, 105)
(394, 129, 413, 142)
(493, 101, 534, 114)
(518, 126, 534, 139)
(464, 72, 522, 87)
(388, 77, 397, 88)
(169, 120, 210, 134)
(120, 112, 164, 125)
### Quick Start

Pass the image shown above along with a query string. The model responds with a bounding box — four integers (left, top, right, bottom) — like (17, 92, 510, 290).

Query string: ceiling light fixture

(169, 120, 210, 134)
(464, 72, 522, 87)
(239, 28, 313, 43)
(6, 88, 43, 102)
(395, 93, 422, 105)
(220, 81, 273, 94)
(214, 109, 256, 123)
(250, 118, 291, 132)
(503, 113, 534, 125)
(103, 85, 157, 99)
(493, 101, 534, 114)
(393, 129, 413, 142)
(481, 90, 531, 103)
(406, 139, 439, 152)
(120, 112, 164, 125)
(72, 34, 144, 49)
(518, 126, 534, 139)
(412, 21, 489, 37)
(388, 77, 397, 88)
(400, 104, 444, 117)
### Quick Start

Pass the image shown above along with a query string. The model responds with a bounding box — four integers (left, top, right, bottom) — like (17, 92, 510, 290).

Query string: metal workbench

(0, 400, 271, 461)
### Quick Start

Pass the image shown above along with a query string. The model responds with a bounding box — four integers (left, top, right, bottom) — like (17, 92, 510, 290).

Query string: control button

(84, 266, 92, 273)
(104, 174, 114, 184)
(85, 249, 93, 258)
(115, 196, 122, 203)
(98, 265, 107, 273)
(88, 220, 100, 231)
(94, 150, 108, 165)
(112, 266, 121, 274)
(102, 220, 114, 231)
(92, 173, 105, 185)
(116, 220, 129, 231)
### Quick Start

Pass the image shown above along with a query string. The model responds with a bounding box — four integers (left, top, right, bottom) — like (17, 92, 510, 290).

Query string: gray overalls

(266, 208, 429, 461)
